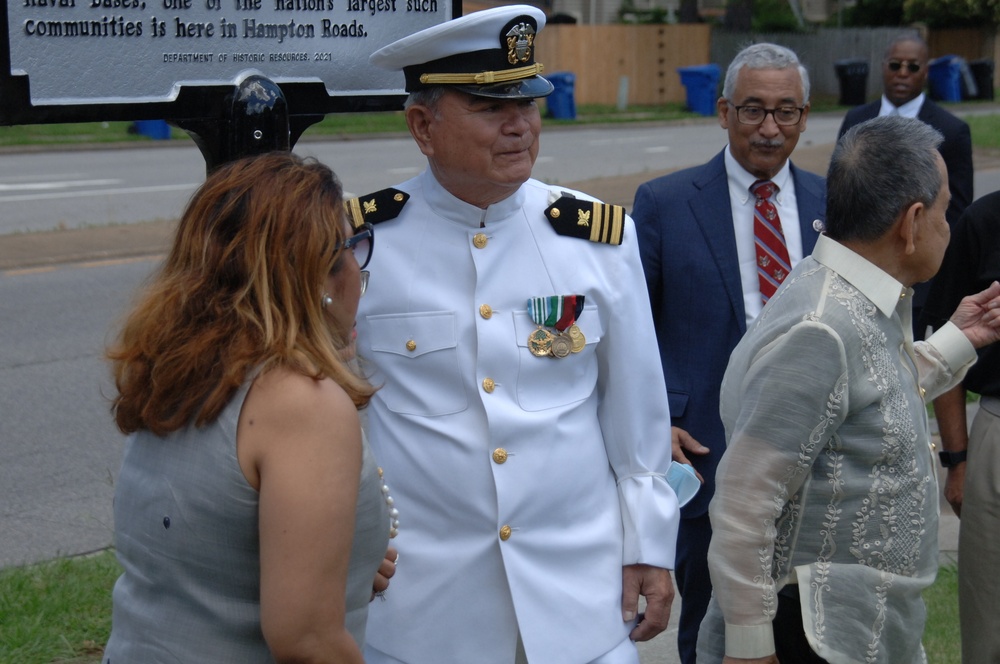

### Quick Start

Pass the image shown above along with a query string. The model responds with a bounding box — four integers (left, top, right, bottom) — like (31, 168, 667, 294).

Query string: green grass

(0, 103, 707, 148)
(923, 564, 961, 664)
(0, 551, 120, 664)
(0, 549, 962, 664)
(0, 121, 157, 148)
(297, 101, 703, 135)
(967, 113, 1000, 150)
(4, 100, 998, 150)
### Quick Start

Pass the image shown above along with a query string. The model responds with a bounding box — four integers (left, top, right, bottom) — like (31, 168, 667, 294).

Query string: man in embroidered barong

(696, 115, 1000, 664)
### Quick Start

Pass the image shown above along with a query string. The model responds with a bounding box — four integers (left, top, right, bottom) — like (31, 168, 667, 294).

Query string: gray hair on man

(404, 86, 447, 111)
(826, 115, 943, 243)
(722, 42, 811, 103)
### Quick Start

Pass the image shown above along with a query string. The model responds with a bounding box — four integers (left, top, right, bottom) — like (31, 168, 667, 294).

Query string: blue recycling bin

(134, 120, 171, 140)
(929, 56, 962, 102)
(677, 64, 721, 116)
(546, 72, 576, 120)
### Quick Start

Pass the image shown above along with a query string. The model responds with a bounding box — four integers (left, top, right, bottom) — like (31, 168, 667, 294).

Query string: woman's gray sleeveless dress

(103, 379, 389, 663)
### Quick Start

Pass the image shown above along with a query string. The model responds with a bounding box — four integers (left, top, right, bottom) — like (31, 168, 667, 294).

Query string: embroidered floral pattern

(826, 277, 928, 575)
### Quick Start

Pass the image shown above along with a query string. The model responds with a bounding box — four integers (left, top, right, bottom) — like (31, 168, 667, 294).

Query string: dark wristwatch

(938, 450, 968, 468)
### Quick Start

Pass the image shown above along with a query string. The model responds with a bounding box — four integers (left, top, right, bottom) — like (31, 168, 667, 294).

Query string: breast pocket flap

(367, 311, 457, 359)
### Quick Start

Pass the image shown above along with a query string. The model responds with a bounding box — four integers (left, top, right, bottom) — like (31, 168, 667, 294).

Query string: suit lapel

(791, 164, 824, 254)
(689, 152, 748, 332)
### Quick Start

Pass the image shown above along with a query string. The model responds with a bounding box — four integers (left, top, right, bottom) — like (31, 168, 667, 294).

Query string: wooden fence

(534, 24, 998, 107)
(534, 24, 712, 106)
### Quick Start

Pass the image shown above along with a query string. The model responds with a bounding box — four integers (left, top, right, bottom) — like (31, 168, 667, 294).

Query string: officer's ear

(405, 104, 437, 157)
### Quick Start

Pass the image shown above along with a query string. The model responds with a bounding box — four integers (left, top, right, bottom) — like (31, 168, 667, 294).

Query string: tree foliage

(752, 0, 799, 31)
(903, 0, 1000, 27)
(617, 0, 671, 24)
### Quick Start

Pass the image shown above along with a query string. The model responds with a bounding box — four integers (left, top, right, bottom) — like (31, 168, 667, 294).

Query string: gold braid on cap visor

(419, 63, 545, 85)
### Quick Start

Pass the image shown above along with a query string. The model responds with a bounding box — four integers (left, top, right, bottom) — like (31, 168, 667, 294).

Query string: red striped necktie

(751, 180, 791, 304)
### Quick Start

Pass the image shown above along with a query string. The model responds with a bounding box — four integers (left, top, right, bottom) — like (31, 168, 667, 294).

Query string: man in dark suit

(632, 43, 826, 664)
(838, 34, 973, 336)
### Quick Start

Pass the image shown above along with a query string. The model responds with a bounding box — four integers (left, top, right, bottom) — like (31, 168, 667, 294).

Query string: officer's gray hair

(722, 43, 810, 103)
(826, 115, 943, 243)
(404, 87, 448, 112)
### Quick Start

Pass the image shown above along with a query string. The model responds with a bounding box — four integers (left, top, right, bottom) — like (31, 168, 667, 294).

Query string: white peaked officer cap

(370, 5, 554, 99)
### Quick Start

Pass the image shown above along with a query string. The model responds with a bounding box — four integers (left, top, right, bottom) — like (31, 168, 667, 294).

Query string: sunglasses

(887, 60, 921, 74)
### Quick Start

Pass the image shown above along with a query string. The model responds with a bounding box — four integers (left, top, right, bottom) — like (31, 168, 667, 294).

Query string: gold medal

(528, 328, 554, 357)
(568, 324, 586, 352)
(550, 333, 573, 358)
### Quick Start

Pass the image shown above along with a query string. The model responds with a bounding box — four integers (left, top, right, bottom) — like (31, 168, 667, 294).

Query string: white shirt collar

(811, 234, 908, 318)
(724, 147, 793, 204)
(880, 92, 925, 119)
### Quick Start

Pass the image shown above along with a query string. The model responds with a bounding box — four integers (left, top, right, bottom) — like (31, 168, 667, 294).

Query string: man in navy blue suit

(838, 34, 973, 338)
(632, 43, 826, 664)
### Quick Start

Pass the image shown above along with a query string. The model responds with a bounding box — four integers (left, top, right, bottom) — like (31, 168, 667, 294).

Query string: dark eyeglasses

(887, 60, 921, 74)
(340, 222, 374, 270)
(729, 102, 805, 127)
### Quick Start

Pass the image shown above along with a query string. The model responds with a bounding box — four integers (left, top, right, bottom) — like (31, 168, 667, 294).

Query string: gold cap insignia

(506, 22, 535, 65)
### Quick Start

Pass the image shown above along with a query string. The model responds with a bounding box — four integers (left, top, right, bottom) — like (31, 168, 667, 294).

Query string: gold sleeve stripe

(588, 203, 623, 245)
(610, 203, 624, 245)
(590, 202, 604, 244)
(346, 197, 366, 229)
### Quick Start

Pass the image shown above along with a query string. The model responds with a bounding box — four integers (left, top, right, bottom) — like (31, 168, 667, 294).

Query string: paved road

(0, 114, 843, 236)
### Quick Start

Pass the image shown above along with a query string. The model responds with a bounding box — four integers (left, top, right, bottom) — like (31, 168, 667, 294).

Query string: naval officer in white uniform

(351, 7, 680, 663)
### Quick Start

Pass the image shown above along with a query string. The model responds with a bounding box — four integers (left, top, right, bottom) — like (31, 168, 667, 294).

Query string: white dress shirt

(880, 91, 926, 118)
(724, 147, 804, 325)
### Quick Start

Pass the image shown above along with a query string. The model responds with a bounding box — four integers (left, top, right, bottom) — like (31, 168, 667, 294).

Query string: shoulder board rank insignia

(545, 196, 625, 245)
(344, 188, 409, 230)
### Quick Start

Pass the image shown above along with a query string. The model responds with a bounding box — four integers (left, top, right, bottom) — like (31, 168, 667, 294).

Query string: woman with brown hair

(103, 151, 394, 663)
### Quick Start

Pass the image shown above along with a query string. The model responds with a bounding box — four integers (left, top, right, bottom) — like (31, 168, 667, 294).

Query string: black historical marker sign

(1, 0, 458, 126)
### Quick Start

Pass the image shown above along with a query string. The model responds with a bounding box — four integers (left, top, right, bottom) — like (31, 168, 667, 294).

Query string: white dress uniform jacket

(356, 170, 679, 664)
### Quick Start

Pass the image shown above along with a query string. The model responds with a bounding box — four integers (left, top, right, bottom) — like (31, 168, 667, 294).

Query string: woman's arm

(239, 368, 365, 664)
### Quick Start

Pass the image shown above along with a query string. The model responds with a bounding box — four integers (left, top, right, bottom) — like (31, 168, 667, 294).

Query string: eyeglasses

(729, 103, 805, 126)
(340, 222, 374, 270)
(887, 60, 921, 74)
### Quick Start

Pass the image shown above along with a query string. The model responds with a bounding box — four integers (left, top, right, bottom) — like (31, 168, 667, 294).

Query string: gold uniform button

(482, 377, 495, 393)
(920, 387, 926, 398)
(473, 233, 488, 249)
(492, 448, 508, 464)
(550, 208, 561, 219)
(406, 339, 417, 352)
(499, 525, 512, 541)
(480, 304, 493, 319)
